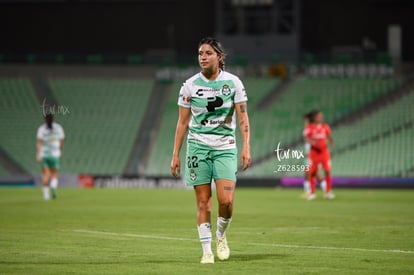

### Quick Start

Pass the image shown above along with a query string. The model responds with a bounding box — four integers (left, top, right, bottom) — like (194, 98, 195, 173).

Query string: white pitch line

(248, 242, 414, 255)
(73, 229, 414, 255)
(73, 229, 196, 242)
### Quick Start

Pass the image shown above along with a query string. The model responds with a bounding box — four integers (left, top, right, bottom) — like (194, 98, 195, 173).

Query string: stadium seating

(49, 78, 154, 175)
(0, 77, 154, 175)
(243, 88, 413, 178)
(332, 91, 414, 153)
(332, 126, 414, 177)
(145, 81, 182, 176)
(331, 90, 414, 177)
(247, 77, 402, 164)
(0, 165, 8, 176)
(0, 78, 43, 174)
(243, 77, 280, 107)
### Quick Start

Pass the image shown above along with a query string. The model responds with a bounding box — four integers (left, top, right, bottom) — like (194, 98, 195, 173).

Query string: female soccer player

(303, 110, 334, 200)
(170, 37, 251, 264)
(302, 112, 326, 198)
(36, 114, 65, 200)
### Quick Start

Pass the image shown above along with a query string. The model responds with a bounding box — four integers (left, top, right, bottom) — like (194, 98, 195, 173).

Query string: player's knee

(218, 197, 233, 210)
(42, 174, 49, 182)
(197, 199, 211, 212)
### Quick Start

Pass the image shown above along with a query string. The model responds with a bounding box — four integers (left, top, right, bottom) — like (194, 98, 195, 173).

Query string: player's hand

(170, 155, 181, 178)
(240, 146, 251, 171)
(36, 154, 40, 163)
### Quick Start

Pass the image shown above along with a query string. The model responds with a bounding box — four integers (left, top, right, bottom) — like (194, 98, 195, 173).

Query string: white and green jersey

(37, 123, 65, 158)
(178, 70, 247, 150)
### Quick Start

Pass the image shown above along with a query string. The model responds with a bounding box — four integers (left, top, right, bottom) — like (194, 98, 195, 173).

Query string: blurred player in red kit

(302, 112, 327, 199)
(303, 110, 335, 200)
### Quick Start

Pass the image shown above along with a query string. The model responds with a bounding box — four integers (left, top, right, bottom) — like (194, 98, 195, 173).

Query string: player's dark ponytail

(45, 113, 53, 130)
(199, 37, 226, 71)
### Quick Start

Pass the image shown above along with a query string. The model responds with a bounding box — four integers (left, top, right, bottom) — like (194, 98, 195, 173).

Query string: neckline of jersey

(199, 70, 223, 82)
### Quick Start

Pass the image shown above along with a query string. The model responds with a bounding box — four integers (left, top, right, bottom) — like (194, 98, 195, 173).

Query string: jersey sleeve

(37, 126, 43, 140)
(58, 125, 65, 140)
(177, 81, 191, 108)
(234, 77, 248, 104)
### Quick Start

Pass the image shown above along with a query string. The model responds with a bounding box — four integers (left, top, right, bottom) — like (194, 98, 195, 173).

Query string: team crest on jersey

(221, 84, 231, 96)
(190, 169, 197, 181)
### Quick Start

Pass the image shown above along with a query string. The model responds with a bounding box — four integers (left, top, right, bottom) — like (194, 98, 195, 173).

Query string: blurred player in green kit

(36, 114, 64, 200)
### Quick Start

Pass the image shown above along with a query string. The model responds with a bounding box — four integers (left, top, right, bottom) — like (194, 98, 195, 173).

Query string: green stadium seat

(237, 77, 406, 178)
(0, 78, 42, 173)
(48, 78, 154, 174)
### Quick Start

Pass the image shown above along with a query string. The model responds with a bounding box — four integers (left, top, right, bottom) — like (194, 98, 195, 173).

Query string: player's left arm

(326, 125, 334, 148)
(236, 102, 251, 170)
(60, 139, 64, 152)
(327, 134, 334, 148)
(36, 139, 42, 163)
(59, 127, 65, 153)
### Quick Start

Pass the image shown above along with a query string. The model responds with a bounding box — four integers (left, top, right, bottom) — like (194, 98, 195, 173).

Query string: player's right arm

(171, 107, 191, 178)
(303, 128, 314, 145)
(59, 125, 65, 153)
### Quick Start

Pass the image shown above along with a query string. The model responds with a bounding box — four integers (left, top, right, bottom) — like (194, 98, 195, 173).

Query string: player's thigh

(215, 179, 236, 205)
(307, 157, 320, 175)
(322, 158, 331, 172)
(194, 184, 213, 209)
(41, 167, 50, 177)
(50, 168, 58, 178)
(40, 159, 51, 176)
(212, 149, 237, 183)
(49, 157, 60, 170)
(41, 156, 59, 171)
(185, 143, 213, 187)
(212, 149, 237, 204)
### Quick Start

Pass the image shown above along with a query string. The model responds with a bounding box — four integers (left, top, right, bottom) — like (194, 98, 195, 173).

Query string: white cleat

(216, 236, 230, 260)
(200, 253, 214, 264)
(307, 193, 316, 201)
(324, 192, 336, 200)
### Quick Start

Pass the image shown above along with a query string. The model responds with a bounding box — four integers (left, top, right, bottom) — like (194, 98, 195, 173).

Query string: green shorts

(185, 141, 238, 186)
(41, 156, 60, 170)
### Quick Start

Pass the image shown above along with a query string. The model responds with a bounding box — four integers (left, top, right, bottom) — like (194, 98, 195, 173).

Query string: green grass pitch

(0, 187, 413, 274)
